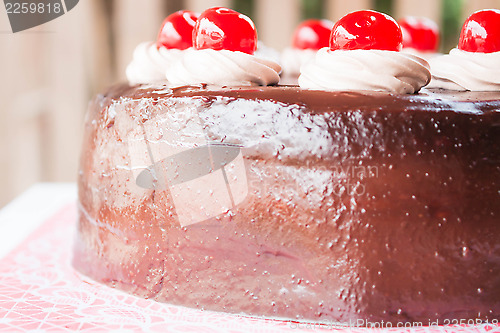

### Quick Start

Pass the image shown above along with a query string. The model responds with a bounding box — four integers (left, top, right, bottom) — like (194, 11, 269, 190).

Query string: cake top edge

(96, 83, 500, 113)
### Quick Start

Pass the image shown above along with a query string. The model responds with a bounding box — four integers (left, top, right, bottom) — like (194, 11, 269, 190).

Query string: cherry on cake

(280, 19, 334, 84)
(428, 9, 500, 91)
(126, 10, 199, 85)
(398, 16, 440, 60)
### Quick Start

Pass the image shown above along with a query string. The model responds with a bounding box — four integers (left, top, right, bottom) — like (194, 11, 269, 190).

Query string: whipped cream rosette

(166, 48, 280, 86)
(400, 48, 440, 62)
(254, 41, 281, 64)
(298, 10, 430, 94)
(398, 16, 441, 62)
(126, 42, 183, 84)
(281, 19, 334, 79)
(427, 9, 500, 91)
(281, 48, 315, 76)
(166, 7, 280, 87)
(126, 10, 199, 85)
(428, 48, 500, 91)
(299, 48, 430, 94)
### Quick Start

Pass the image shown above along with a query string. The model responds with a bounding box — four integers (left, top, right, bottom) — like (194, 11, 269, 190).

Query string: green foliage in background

(233, 0, 254, 18)
(299, 0, 395, 19)
(231, 0, 465, 53)
(301, 0, 324, 19)
(374, 0, 393, 15)
(441, 0, 464, 52)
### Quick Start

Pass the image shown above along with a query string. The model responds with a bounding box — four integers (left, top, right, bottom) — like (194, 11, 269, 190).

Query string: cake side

(74, 85, 500, 324)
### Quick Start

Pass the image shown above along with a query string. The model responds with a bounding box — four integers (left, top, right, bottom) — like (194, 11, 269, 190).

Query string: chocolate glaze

(74, 84, 500, 325)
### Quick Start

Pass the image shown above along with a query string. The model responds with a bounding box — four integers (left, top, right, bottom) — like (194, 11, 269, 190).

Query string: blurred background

(0, 0, 499, 207)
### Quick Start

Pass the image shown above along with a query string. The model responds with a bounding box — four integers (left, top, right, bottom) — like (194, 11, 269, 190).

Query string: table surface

(0, 183, 77, 259)
(0, 183, 497, 332)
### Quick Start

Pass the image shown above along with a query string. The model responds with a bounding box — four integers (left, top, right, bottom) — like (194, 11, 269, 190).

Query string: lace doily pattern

(0, 204, 497, 332)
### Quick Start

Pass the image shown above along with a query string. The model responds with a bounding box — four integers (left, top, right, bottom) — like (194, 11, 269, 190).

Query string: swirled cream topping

(126, 42, 183, 85)
(427, 48, 500, 91)
(166, 48, 281, 86)
(298, 48, 431, 94)
(401, 48, 440, 62)
(255, 41, 281, 65)
(281, 48, 316, 76)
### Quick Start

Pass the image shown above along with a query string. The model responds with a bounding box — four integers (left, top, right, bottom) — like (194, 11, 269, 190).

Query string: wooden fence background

(0, 0, 499, 207)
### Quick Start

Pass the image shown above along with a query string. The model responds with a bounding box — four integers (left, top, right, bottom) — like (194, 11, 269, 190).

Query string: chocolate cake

(73, 5, 500, 327)
(74, 84, 500, 325)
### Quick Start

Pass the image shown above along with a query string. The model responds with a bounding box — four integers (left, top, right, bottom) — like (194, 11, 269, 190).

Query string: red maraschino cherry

(330, 10, 402, 51)
(157, 10, 199, 50)
(399, 16, 440, 52)
(193, 7, 257, 55)
(292, 19, 334, 50)
(458, 9, 500, 53)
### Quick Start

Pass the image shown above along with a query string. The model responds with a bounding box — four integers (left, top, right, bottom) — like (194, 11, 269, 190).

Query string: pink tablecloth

(0, 204, 498, 332)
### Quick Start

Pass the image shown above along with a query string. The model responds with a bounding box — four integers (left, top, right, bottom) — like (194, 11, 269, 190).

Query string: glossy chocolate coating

(74, 84, 500, 325)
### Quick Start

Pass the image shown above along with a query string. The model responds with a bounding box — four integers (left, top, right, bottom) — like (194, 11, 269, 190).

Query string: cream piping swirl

(126, 42, 182, 85)
(166, 48, 281, 87)
(281, 48, 316, 76)
(427, 48, 500, 91)
(299, 48, 431, 94)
